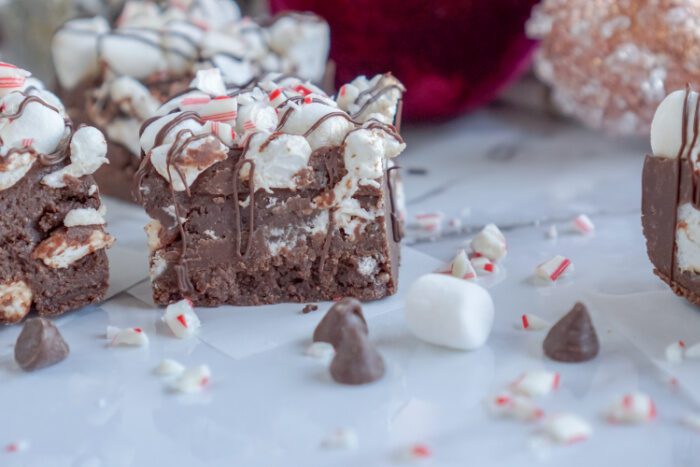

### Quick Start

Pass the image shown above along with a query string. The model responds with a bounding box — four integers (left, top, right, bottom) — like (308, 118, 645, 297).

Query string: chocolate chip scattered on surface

(14, 318, 69, 371)
(302, 304, 319, 314)
(329, 323, 385, 385)
(313, 298, 368, 348)
(543, 302, 599, 362)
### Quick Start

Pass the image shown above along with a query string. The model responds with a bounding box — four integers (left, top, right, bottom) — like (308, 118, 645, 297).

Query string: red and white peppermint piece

(681, 413, 700, 433)
(511, 370, 560, 397)
(471, 255, 496, 275)
(202, 120, 236, 146)
(414, 212, 444, 234)
(543, 413, 592, 444)
(520, 314, 550, 331)
(320, 428, 359, 450)
(571, 214, 595, 235)
(106, 325, 120, 340)
(607, 392, 656, 424)
(665, 340, 685, 363)
(486, 392, 544, 421)
(4, 440, 29, 453)
(154, 358, 185, 377)
(471, 223, 507, 261)
(403, 443, 432, 460)
(172, 364, 211, 393)
(535, 255, 572, 282)
(450, 250, 476, 280)
(110, 327, 149, 347)
(0, 62, 29, 96)
(685, 342, 700, 359)
(268, 88, 288, 107)
(163, 298, 201, 339)
(305, 341, 335, 361)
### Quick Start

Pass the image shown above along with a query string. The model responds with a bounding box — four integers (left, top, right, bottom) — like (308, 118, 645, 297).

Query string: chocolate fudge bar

(135, 69, 405, 306)
(0, 62, 114, 324)
(51, 0, 330, 202)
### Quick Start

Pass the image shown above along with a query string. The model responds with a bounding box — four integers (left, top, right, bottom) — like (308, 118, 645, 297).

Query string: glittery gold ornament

(526, 0, 700, 135)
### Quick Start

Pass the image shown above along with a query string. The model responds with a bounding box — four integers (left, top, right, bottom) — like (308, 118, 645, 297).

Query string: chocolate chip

(330, 323, 385, 385)
(302, 304, 318, 314)
(312, 297, 368, 347)
(14, 318, 70, 371)
(543, 302, 599, 362)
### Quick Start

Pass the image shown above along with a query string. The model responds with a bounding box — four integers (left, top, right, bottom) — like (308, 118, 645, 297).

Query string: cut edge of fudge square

(135, 69, 406, 306)
(0, 63, 114, 324)
(51, 5, 331, 202)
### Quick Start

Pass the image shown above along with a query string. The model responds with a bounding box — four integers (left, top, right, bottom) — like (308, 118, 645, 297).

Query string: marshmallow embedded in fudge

(0, 280, 33, 324)
(32, 227, 114, 269)
(650, 89, 700, 160)
(42, 126, 109, 188)
(337, 74, 405, 124)
(52, 17, 110, 89)
(404, 274, 494, 351)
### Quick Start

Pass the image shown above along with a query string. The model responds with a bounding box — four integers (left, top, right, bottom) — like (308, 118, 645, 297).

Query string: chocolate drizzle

(386, 165, 403, 243)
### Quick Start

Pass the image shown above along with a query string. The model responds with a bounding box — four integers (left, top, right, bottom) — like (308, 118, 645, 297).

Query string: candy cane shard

(110, 327, 149, 347)
(172, 365, 211, 393)
(486, 392, 544, 421)
(511, 370, 560, 397)
(471, 223, 507, 261)
(607, 393, 656, 424)
(450, 249, 477, 280)
(571, 214, 595, 235)
(520, 314, 550, 331)
(543, 413, 592, 444)
(665, 340, 685, 363)
(535, 255, 572, 282)
(163, 298, 201, 339)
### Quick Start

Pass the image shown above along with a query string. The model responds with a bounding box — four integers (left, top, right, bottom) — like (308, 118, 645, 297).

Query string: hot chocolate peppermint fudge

(51, 0, 330, 201)
(0, 63, 113, 324)
(135, 69, 405, 306)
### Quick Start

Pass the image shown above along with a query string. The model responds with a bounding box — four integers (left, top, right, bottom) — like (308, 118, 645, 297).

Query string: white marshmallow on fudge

(511, 370, 560, 397)
(471, 223, 507, 261)
(172, 364, 211, 393)
(535, 255, 572, 282)
(404, 274, 494, 351)
(163, 299, 201, 339)
(607, 392, 656, 424)
(110, 327, 149, 347)
(543, 413, 592, 444)
(42, 126, 109, 189)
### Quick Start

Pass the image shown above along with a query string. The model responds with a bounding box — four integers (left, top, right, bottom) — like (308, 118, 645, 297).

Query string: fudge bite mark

(135, 70, 406, 306)
(51, 1, 331, 201)
(0, 63, 113, 324)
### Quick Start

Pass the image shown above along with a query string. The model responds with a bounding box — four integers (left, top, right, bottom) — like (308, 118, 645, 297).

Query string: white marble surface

(2, 104, 700, 466)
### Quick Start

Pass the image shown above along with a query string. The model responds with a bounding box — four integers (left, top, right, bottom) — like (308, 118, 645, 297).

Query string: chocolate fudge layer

(135, 70, 405, 306)
(0, 63, 114, 324)
(52, 2, 331, 201)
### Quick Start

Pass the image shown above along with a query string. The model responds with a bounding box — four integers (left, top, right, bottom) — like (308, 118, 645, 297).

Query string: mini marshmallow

(520, 314, 550, 331)
(685, 342, 700, 359)
(511, 370, 560, 397)
(543, 413, 592, 444)
(111, 327, 149, 347)
(665, 340, 685, 363)
(305, 341, 335, 361)
(154, 358, 186, 376)
(450, 250, 476, 280)
(535, 255, 572, 282)
(163, 299, 201, 339)
(404, 274, 494, 351)
(572, 214, 595, 235)
(471, 223, 507, 261)
(190, 68, 227, 96)
(486, 393, 544, 422)
(471, 255, 496, 275)
(42, 126, 108, 188)
(172, 365, 210, 393)
(320, 428, 359, 450)
(607, 392, 656, 424)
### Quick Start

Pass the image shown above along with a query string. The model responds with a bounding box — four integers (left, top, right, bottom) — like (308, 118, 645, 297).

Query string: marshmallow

(239, 132, 312, 193)
(404, 274, 494, 351)
(486, 393, 544, 422)
(607, 392, 656, 424)
(32, 228, 114, 269)
(154, 358, 186, 376)
(110, 327, 149, 347)
(511, 370, 560, 397)
(163, 299, 201, 339)
(665, 340, 685, 363)
(651, 89, 700, 160)
(520, 314, 550, 331)
(450, 250, 476, 280)
(543, 413, 592, 444)
(572, 214, 595, 235)
(42, 126, 109, 189)
(320, 428, 359, 450)
(190, 68, 227, 97)
(535, 255, 572, 282)
(52, 18, 109, 89)
(0, 280, 32, 324)
(471, 224, 507, 261)
(172, 365, 210, 393)
(63, 208, 105, 227)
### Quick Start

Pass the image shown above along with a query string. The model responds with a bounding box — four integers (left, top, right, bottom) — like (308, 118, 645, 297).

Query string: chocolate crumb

(407, 167, 428, 175)
(302, 304, 319, 314)
(543, 302, 599, 362)
(330, 323, 385, 385)
(14, 318, 70, 371)
(313, 297, 368, 348)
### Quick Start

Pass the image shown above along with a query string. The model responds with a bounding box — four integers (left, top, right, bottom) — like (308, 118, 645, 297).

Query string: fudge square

(135, 69, 406, 306)
(0, 63, 113, 324)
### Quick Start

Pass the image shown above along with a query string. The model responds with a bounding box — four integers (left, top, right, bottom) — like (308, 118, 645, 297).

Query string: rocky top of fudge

(135, 68, 405, 236)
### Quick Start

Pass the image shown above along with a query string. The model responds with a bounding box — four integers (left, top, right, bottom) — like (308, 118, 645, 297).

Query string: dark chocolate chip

(302, 304, 319, 314)
(543, 302, 599, 363)
(14, 318, 70, 371)
(312, 297, 368, 347)
(330, 324, 385, 385)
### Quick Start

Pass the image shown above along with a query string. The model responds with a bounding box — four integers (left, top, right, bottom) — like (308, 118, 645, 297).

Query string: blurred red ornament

(270, 0, 539, 120)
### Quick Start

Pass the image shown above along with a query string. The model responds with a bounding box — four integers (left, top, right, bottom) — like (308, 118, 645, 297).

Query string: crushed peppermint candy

(471, 255, 496, 275)
(110, 327, 149, 347)
(399, 443, 433, 461)
(154, 358, 186, 377)
(172, 365, 211, 393)
(4, 440, 29, 453)
(681, 413, 700, 433)
(305, 341, 335, 361)
(471, 223, 507, 261)
(163, 299, 201, 339)
(665, 340, 685, 363)
(543, 413, 592, 444)
(535, 255, 572, 282)
(520, 314, 550, 331)
(414, 212, 444, 234)
(320, 428, 359, 450)
(571, 214, 595, 235)
(607, 392, 656, 424)
(511, 370, 560, 397)
(684, 342, 700, 359)
(486, 392, 544, 422)
(546, 225, 558, 239)
(450, 249, 476, 280)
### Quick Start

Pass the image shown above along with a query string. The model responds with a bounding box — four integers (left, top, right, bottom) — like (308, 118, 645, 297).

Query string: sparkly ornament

(527, 0, 700, 135)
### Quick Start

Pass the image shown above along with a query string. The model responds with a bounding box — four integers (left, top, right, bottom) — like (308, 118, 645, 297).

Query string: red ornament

(270, 0, 539, 120)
